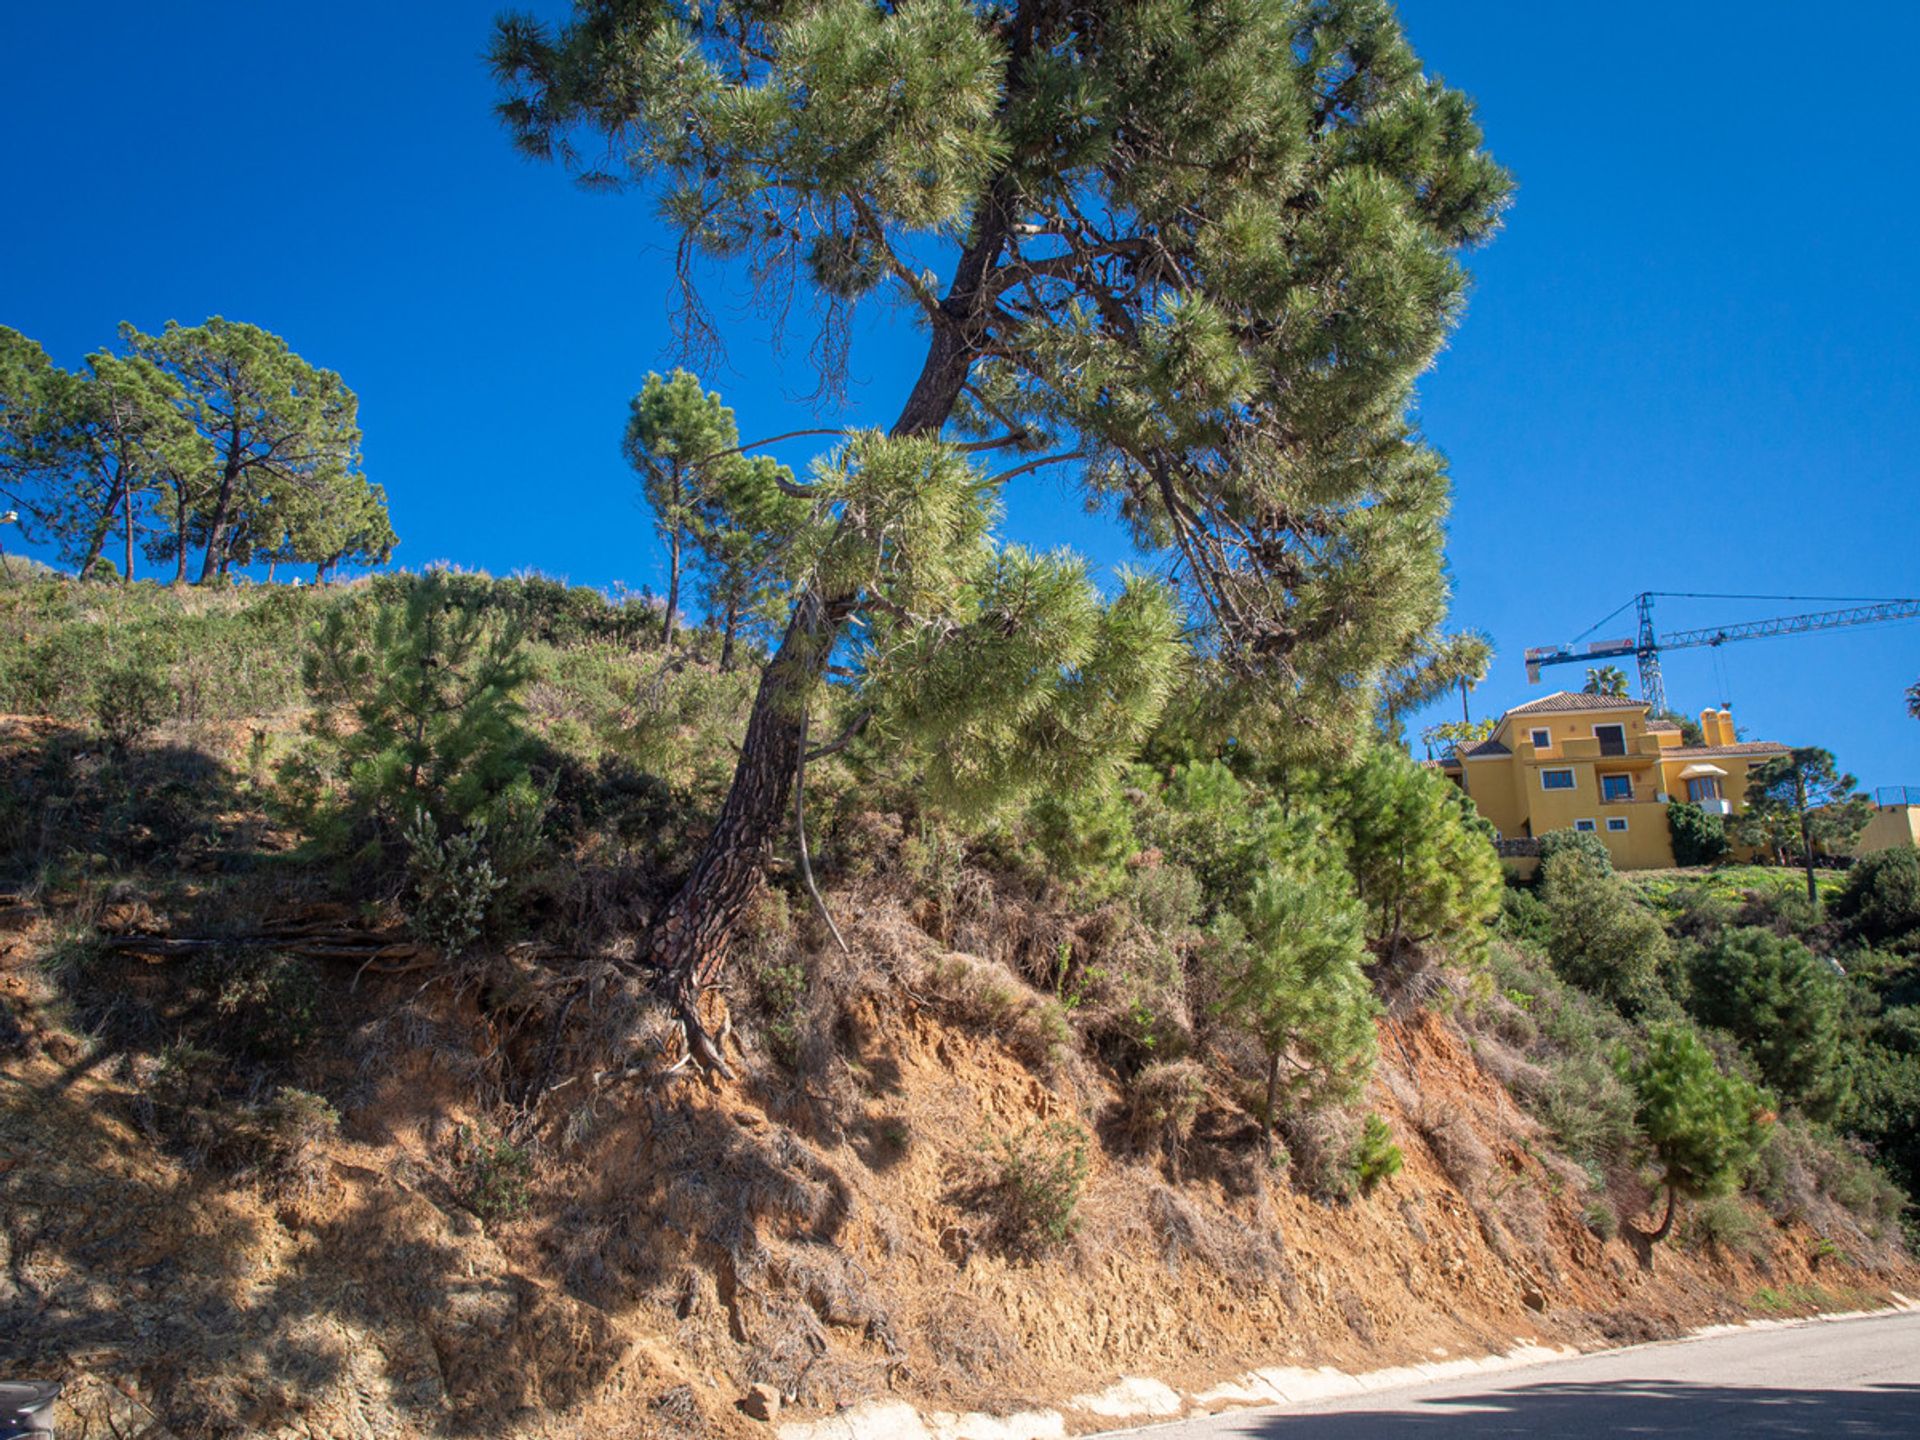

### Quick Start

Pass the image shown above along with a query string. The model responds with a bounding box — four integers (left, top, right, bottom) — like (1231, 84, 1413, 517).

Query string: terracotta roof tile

(1662, 742, 1790, 759)
(1501, 691, 1649, 718)
(1457, 739, 1512, 758)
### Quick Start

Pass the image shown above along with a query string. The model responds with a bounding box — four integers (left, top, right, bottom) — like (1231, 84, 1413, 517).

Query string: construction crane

(1525, 592, 1920, 714)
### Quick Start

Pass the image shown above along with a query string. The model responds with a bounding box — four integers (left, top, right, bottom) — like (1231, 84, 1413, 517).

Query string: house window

(1594, 723, 1627, 757)
(1541, 769, 1575, 791)
(1600, 774, 1634, 803)
(1687, 777, 1722, 803)
(1607, 817, 1629, 832)
(1574, 819, 1597, 832)
(1529, 728, 1552, 749)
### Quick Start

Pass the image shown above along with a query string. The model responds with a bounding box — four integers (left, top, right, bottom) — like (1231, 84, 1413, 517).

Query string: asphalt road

(1139, 1310, 1920, 1438)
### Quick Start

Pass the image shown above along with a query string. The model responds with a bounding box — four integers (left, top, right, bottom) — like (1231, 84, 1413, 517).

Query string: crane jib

(1523, 595, 1920, 705)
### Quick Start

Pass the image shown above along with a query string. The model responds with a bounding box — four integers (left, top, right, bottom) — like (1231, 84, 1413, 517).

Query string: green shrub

(1831, 848, 1920, 954)
(1497, 885, 1553, 950)
(1687, 928, 1849, 1120)
(1667, 801, 1730, 867)
(1123, 859, 1202, 934)
(991, 1120, 1090, 1252)
(1541, 850, 1671, 1011)
(459, 1125, 533, 1223)
(1538, 827, 1613, 875)
(403, 811, 508, 959)
(1582, 1197, 1619, 1240)
(202, 951, 323, 1058)
(743, 892, 808, 1067)
(93, 658, 170, 749)
(1482, 942, 1640, 1175)
(1135, 759, 1271, 908)
(287, 572, 539, 857)
(1026, 781, 1137, 897)
(1684, 1194, 1762, 1261)
(1352, 1112, 1404, 1195)
(1532, 1050, 1639, 1168)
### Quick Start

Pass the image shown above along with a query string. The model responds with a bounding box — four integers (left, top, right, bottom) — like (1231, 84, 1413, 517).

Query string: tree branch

(984, 450, 1088, 486)
(805, 709, 871, 761)
(793, 703, 850, 957)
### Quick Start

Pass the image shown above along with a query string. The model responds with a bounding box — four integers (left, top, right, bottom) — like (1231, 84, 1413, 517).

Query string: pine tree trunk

(197, 430, 242, 585)
(720, 602, 738, 673)
(1262, 1050, 1281, 1161)
(122, 477, 135, 583)
(664, 526, 681, 650)
(648, 591, 825, 1073)
(1800, 804, 1817, 908)
(1647, 1183, 1678, 1243)
(76, 504, 114, 583)
(170, 483, 190, 586)
(644, 199, 1012, 1071)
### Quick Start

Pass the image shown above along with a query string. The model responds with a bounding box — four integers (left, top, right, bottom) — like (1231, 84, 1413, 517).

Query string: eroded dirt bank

(5, 898, 1909, 1440)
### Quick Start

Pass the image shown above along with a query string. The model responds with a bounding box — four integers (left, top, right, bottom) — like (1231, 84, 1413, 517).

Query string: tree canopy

(0, 329, 203, 581)
(624, 369, 800, 655)
(0, 320, 394, 584)
(1582, 665, 1628, 696)
(1733, 748, 1871, 906)
(130, 319, 373, 584)
(490, 0, 1511, 1062)
(492, 0, 1510, 740)
(1621, 1023, 1774, 1241)
(1687, 928, 1849, 1121)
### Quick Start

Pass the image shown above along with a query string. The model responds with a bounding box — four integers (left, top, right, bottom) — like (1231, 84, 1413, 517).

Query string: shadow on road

(1239, 1380, 1920, 1438)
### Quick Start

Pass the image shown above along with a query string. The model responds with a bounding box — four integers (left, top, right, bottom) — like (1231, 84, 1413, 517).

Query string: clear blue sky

(3, 2, 1915, 784)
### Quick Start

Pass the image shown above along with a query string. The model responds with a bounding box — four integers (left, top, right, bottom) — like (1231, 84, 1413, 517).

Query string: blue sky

(2, 2, 1915, 784)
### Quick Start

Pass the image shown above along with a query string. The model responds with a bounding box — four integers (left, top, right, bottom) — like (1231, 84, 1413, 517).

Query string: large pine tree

(490, 0, 1509, 1066)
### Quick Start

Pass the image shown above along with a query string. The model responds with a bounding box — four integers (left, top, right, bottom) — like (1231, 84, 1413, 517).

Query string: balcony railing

(1875, 786, 1920, 807)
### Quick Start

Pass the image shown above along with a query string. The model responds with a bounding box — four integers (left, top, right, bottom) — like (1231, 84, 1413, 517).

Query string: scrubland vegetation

(5, 568, 1913, 1268)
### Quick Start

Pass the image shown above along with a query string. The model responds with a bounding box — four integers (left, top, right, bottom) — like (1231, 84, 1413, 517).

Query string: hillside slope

(0, 578, 1911, 1439)
(4, 873, 1906, 1439)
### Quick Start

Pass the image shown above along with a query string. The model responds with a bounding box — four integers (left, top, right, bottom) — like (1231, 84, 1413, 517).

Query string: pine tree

(1621, 1024, 1774, 1242)
(690, 452, 803, 671)
(623, 370, 802, 660)
(1686, 928, 1849, 1121)
(1210, 810, 1378, 1160)
(292, 573, 538, 857)
(1337, 744, 1502, 977)
(1733, 748, 1872, 906)
(490, 0, 1509, 1064)
(626, 371, 745, 649)
(128, 318, 366, 584)
(0, 328, 204, 581)
(1538, 846, 1670, 1012)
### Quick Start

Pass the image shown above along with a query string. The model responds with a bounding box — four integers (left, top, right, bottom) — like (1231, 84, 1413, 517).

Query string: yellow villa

(1439, 692, 1788, 871)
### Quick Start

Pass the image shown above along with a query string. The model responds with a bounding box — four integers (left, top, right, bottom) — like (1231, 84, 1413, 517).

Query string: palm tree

(1584, 665, 1629, 697)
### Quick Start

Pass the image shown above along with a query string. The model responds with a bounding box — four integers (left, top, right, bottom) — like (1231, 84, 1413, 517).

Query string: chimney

(1698, 709, 1737, 747)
